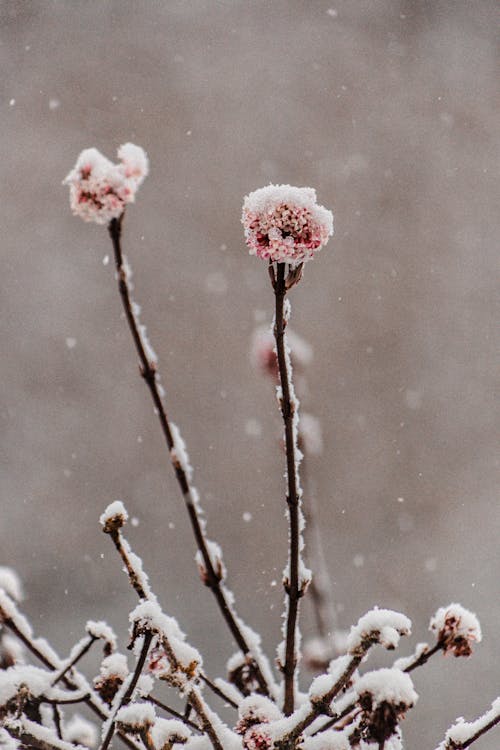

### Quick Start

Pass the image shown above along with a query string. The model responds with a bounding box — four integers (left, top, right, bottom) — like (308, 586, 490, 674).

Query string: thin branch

(1, 613, 140, 750)
(456, 712, 500, 748)
(199, 673, 239, 709)
(275, 653, 364, 748)
(107, 215, 271, 698)
(42, 693, 91, 706)
(147, 695, 201, 732)
(99, 632, 154, 750)
(438, 702, 500, 749)
(51, 635, 98, 686)
(402, 642, 441, 673)
(104, 522, 240, 710)
(273, 262, 305, 715)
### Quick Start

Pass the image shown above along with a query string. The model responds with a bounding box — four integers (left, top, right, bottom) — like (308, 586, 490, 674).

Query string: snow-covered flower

(235, 695, 281, 750)
(242, 184, 333, 266)
(64, 143, 148, 224)
(430, 603, 482, 657)
(93, 653, 129, 705)
(355, 668, 417, 744)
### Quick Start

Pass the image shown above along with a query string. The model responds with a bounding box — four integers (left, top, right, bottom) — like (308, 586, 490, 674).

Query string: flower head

(242, 184, 333, 266)
(430, 603, 482, 657)
(64, 143, 148, 224)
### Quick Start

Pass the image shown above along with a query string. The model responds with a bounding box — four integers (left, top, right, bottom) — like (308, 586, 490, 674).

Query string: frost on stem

(64, 143, 148, 224)
(242, 184, 333, 266)
(195, 541, 226, 586)
(430, 604, 482, 658)
(438, 696, 500, 749)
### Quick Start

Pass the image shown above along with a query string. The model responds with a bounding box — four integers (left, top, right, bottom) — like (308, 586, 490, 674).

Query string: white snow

(430, 603, 482, 644)
(242, 185, 333, 239)
(355, 668, 418, 708)
(86, 621, 117, 651)
(347, 608, 412, 655)
(151, 717, 191, 747)
(0, 568, 23, 603)
(301, 731, 350, 749)
(116, 702, 156, 729)
(441, 696, 500, 746)
(64, 715, 98, 748)
(98, 653, 129, 680)
(170, 422, 194, 482)
(99, 501, 128, 527)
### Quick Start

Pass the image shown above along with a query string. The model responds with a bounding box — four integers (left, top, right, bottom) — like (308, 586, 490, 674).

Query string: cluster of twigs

(0, 206, 498, 750)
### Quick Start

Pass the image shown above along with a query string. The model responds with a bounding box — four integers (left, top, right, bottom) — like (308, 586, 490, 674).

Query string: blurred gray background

(1, 1, 498, 746)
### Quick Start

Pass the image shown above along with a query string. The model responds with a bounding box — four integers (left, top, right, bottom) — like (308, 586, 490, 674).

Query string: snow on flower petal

(64, 143, 148, 224)
(117, 142, 149, 185)
(242, 184, 333, 266)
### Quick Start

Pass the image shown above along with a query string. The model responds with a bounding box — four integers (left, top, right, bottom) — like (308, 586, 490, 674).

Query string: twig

(1, 612, 140, 750)
(275, 653, 365, 748)
(42, 693, 91, 706)
(147, 695, 201, 732)
(104, 522, 239, 710)
(199, 673, 239, 709)
(438, 702, 500, 749)
(51, 635, 98, 686)
(107, 215, 271, 698)
(402, 642, 441, 673)
(99, 632, 154, 750)
(273, 262, 305, 715)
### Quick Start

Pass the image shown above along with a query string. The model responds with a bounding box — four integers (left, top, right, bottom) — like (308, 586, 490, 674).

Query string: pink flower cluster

(242, 184, 333, 266)
(64, 143, 148, 224)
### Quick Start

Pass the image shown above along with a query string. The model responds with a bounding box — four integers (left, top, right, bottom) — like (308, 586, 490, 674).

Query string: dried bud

(93, 654, 128, 706)
(355, 668, 417, 743)
(430, 603, 482, 657)
(100, 500, 128, 534)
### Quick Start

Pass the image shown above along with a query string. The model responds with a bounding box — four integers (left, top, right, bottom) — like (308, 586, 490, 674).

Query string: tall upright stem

(273, 262, 304, 715)
(107, 215, 270, 697)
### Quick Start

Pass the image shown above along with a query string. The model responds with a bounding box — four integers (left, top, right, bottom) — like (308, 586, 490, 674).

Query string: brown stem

(200, 672, 238, 709)
(99, 631, 154, 750)
(147, 695, 201, 732)
(276, 653, 364, 748)
(51, 635, 98, 686)
(42, 693, 91, 705)
(107, 215, 270, 697)
(403, 641, 441, 673)
(444, 709, 500, 749)
(106, 524, 240, 710)
(273, 262, 303, 715)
